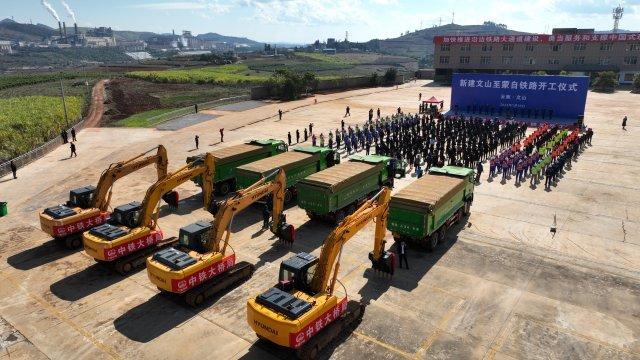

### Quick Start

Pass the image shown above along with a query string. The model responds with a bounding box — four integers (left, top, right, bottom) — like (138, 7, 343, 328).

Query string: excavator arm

(91, 145, 169, 211)
(206, 168, 294, 254)
(137, 152, 215, 229)
(310, 187, 393, 295)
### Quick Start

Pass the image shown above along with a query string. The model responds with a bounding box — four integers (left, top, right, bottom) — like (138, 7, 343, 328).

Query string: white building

(0, 41, 12, 54)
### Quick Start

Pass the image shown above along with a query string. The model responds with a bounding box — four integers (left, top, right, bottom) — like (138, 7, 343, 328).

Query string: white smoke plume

(41, 0, 60, 22)
(60, 0, 77, 23)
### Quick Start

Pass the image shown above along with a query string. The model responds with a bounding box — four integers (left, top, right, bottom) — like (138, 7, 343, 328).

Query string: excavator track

(97, 237, 178, 275)
(295, 300, 365, 360)
(184, 261, 255, 307)
(58, 233, 83, 249)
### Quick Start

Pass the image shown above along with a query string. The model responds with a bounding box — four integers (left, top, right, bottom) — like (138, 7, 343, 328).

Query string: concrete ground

(0, 80, 639, 360)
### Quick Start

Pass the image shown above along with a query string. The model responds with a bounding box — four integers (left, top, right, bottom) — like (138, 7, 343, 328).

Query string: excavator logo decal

(172, 254, 236, 293)
(289, 297, 348, 348)
(53, 212, 109, 237)
(104, 230, 163, 261)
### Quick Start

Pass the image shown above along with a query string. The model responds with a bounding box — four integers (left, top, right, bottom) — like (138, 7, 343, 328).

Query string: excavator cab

(43, 185, 96, 220)
(177, 220, 211, 253)
(276, 252, 318, 294)
(110, 202, 142, 228)
(67, 186, 96, 209)
(88, 202, 142, 241)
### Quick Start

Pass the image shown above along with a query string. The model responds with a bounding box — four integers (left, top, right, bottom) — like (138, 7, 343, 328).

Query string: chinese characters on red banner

(171, 253, 236, 293)
(53, 212, 109, 237)
(434, 33, 640, 44)
(103, 230, 163, 261)
(289, 297, 348, 348)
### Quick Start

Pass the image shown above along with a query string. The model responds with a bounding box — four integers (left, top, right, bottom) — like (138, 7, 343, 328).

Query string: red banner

(103, 230, 163, 261)
(53, 212, 109, 237)
(170, 253, 236, 293)
(289, 297, 348, 349)
(434, 33, 640, 45)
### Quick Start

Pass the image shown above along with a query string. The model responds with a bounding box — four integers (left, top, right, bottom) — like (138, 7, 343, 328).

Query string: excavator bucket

(369, 250, 395, 275)
(162, 191, 179, 208)
(277, 223, 296, 245)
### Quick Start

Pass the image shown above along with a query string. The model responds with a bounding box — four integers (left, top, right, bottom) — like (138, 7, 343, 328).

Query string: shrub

(267, 69, 317, 100)
(592, 71, 617, 93)
(633, 73, 640, 94)
(383, 68, 397, 85)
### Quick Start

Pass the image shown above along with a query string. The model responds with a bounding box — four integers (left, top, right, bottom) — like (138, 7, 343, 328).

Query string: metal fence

(0, 117, 84, 178)
(0, 94, 250, 179)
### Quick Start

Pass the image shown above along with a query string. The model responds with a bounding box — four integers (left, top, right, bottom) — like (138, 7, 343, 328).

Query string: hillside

(196, 33, 262, 47)
(365, 23, 530, 60)
(0, 18, 55, 41)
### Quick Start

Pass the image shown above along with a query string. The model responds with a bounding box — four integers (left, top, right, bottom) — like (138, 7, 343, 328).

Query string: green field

(126, 64, 269, 85)
(0, 96, 83, 161)
(111, 108, 180, 128)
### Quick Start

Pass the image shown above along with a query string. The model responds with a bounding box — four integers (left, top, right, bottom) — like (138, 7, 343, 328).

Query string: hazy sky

(4, 0, 640, 43)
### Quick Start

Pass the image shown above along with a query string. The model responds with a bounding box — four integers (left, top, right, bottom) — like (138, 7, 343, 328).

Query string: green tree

(533, 71, 547, 76)
(370, 72, 379, 86)
(383, 68, 398, 85)
(592, 71, 618, 93)
(267, 69, 317, 100)
(559, 70, 569, 75)
(633, 73, 640, 94)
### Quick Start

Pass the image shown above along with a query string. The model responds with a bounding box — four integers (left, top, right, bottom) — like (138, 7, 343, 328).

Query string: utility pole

(451, 11, 455, 25)
(59, 76, 69, 128)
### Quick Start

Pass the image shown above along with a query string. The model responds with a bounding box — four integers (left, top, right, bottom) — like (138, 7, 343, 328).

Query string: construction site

(0, 80, 639, 360)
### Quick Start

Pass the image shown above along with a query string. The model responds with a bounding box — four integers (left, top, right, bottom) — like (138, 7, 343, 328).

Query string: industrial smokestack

(63, 22, 67, 38)
(74, 23, 78, 36)
(58, 21, 63, 38)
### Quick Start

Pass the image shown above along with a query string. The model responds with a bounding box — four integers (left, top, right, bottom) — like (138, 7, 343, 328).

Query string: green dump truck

(387, 166, 475, 251)
(296, 154, 394, 223)
(187, 139, 287, 195)
(235, 146, 340, 203)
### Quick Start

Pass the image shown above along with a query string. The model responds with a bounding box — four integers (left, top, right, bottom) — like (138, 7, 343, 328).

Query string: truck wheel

(463, 201, 471, 216)
(427, 232, 439, 252)
(284, 189, 293, 204)
(346, 204, 356, 215)
(217, 181, 231, 196)
(334, 210, 346, 223)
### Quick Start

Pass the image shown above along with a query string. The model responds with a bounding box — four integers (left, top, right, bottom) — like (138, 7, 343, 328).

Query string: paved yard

(0, 81, 638, 359)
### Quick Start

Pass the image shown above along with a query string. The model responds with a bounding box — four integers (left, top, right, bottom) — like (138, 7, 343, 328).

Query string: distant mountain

(196, 32, 262, 47)
(364, 23, 530, 59)
(0, 18, 56, 41)
(0, 19, 263, 47)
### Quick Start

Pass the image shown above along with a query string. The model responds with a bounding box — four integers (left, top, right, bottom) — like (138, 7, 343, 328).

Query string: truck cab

(88, 202, 142, 241)
(293, 146, 340, 170)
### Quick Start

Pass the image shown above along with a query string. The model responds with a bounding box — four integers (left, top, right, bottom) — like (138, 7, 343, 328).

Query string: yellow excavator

(247, 187, 395, 359)
(39, 145, 168, 249)
(82, 153, 215, 274)
(146, 168, 296, 306)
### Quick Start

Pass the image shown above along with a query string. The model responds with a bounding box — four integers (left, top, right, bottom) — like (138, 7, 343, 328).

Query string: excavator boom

(91, 145, 168, 211)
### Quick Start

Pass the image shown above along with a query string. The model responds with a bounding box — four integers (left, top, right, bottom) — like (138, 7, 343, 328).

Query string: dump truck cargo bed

(297, 155, 391, 218)
(390, 174, 465, 211)
(388, 167, 474, 241)
(300, 161, 378, 193)
(235, 146, 337, 191)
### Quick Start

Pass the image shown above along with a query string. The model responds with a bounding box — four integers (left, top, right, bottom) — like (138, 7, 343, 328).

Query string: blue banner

(450, 73, 589, 122)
